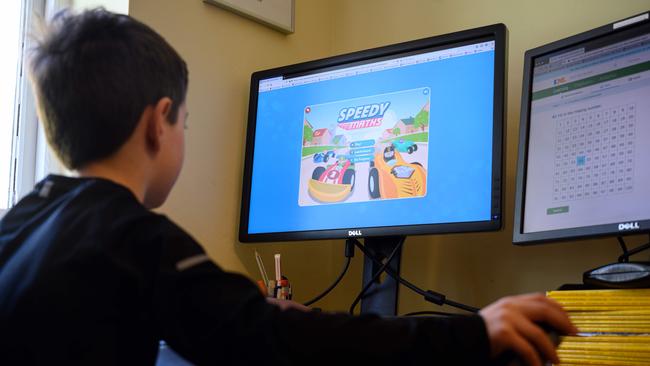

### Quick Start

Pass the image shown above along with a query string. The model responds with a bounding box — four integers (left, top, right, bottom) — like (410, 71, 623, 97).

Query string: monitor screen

(514, 12, 650, 244)
(240, 25, 506, 242)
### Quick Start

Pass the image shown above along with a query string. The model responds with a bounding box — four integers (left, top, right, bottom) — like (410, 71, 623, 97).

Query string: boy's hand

(266, 297, 311, 312)
(479, 293, 577, 366)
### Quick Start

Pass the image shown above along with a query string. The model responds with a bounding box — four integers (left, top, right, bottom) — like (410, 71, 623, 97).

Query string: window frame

(9, 0, 43, 205)
(1, 0, 69, 219)
(0, 0, 38, 218)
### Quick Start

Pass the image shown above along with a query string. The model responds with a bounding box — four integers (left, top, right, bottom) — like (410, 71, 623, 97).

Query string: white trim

(613, 13, 649, 30)
(9, 0, 43, 206)
(175, 254, 211, 271)
(72, 0, 129, 14)
(0, 208, 7, 220)
(9, 0, 72, 207)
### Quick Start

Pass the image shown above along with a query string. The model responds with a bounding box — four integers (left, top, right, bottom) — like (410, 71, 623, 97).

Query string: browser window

(524, 28, 650, 233)
(248, 40, 496, 234)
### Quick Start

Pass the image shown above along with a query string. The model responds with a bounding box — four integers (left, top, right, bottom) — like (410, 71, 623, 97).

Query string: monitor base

(583, 261, 650, 289)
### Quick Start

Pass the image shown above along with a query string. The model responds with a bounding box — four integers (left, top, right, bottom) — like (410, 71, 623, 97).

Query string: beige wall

(130, 0, 650, 314)
(129, 0, 351, 311)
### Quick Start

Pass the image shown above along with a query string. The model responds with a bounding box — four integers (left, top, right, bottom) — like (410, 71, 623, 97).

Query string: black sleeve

(151, 223, 490, 366)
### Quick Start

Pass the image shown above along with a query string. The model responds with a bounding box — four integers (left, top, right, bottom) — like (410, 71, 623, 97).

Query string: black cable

(617, 234, 650, 263)
(302, 239, 355, 307)
(349, 237, 405, 315)
(303, 257, 351, 306)
(353, 239, 479, 313)
(401, 310, 456, 317)
(444, 299, 479, 313)
(353, 239, 422, 295)
(617, 236, 629, 262)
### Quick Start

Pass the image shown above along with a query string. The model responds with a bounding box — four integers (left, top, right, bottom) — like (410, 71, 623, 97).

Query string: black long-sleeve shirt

(0, 175, 490, 365)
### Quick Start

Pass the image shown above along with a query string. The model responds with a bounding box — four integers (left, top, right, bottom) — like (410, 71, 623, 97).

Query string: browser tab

(259, 40, 495, 92)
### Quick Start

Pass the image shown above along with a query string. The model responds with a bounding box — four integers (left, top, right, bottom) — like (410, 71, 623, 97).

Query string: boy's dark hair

(30, 8, 188, 169)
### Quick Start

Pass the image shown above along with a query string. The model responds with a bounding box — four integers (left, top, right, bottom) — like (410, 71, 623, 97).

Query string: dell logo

(348, 230, 362, 236)
(618, 222, 640, 231)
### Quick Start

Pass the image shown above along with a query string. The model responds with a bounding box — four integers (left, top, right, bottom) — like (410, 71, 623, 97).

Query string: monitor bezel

(239, 24, 508, 243)
(513, 11, 650, 245)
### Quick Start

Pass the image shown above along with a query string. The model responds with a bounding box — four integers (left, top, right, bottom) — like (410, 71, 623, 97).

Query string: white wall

(73, 0, 128, 13)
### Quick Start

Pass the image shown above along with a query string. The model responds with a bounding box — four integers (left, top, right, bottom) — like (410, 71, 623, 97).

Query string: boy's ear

(145, 97, 173, 153)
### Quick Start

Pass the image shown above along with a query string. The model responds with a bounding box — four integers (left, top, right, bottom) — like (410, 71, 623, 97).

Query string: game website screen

(248, 40, 496, 234)
(524, 27, 650, 234)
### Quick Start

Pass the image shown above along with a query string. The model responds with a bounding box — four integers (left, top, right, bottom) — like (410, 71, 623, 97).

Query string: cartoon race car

(391, 139, 418, 154)
(368, 145, 426, 199)
(308, 157, 356, 203)
(312, 150, 336, 163)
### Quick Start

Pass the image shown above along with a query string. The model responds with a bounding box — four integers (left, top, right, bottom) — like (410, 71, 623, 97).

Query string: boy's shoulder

(1, 175, 197, 252)
(2, 175, 148, 230)
(0, 175, 208, 281)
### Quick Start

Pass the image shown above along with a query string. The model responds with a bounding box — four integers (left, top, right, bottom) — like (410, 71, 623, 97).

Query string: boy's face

(146, 101, 187, 209)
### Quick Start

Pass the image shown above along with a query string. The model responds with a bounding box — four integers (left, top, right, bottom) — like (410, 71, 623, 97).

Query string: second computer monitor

(514, 11, 650, 244)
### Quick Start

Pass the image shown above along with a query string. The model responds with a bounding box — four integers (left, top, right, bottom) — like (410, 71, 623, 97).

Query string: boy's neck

(78, 162, 148, 205)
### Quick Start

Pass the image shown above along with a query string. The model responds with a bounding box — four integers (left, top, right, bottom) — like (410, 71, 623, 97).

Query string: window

(0, 1, 23, 210)
(0, 0, 67, 218)
(1, 0, 127, 218)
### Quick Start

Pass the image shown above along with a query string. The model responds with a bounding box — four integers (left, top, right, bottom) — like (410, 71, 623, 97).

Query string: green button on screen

(547, 206, 569, 215)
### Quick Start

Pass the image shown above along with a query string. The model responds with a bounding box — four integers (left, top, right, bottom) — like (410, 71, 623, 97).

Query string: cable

(617, 234, 650, 263)
(444, 299, 479, 313)
(349, 237, 405, 315)
(303, 257, 351, 306)
(617, 236, 629, 262)
(401, 310, 456, 317)
(302, 239, 355, 307)
(353, 239, 479, 313)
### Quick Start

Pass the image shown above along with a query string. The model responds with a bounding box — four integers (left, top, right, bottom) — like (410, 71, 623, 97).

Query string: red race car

(308, 157, 356, 203)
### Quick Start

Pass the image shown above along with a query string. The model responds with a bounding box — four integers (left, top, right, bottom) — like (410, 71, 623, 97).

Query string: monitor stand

(583, 236, 650, 289)
(360, 236, 404, 316)
(583, 262, 650, 288)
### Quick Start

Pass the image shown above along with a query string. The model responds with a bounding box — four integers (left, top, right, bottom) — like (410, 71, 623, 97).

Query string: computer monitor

(240, 24, 506, 243)
(513, 11, 650, 245)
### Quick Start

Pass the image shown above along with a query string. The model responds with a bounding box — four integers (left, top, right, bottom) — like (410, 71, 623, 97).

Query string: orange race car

(368, 145, 426, 199)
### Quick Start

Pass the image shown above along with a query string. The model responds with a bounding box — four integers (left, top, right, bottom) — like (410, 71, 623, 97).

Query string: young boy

(0, 9, 575, 366)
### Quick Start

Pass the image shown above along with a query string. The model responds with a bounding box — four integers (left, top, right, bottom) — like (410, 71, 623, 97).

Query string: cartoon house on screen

(312, 128, 332, 146)
(391, 101, 430, 136)
(394, 117, 417, 134)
